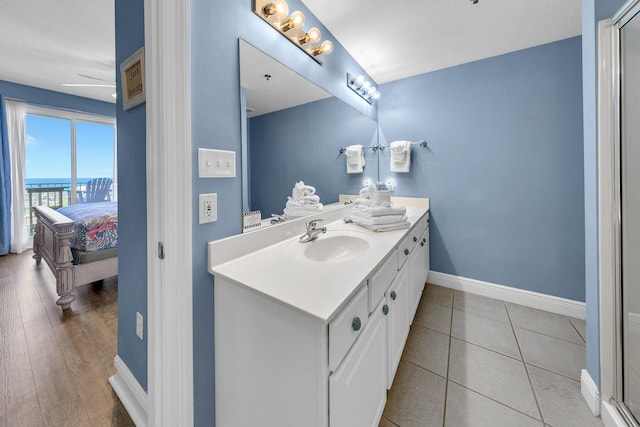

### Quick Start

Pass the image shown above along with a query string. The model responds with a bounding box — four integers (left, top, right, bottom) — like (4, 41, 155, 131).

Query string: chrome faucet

(270, 214, 286, 224)
(299, 219, 327, 243)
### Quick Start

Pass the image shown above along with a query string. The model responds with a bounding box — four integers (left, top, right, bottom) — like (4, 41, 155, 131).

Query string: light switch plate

(199, 193, 217, 224)
(198, 148, 236, 178)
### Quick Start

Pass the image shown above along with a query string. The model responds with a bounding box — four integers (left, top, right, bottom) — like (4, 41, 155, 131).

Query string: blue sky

(26, 114, 115, 179)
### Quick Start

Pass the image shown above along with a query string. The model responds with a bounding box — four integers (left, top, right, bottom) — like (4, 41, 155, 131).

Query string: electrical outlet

(199, 193, 218, 224)
(136, 312, 143, 340)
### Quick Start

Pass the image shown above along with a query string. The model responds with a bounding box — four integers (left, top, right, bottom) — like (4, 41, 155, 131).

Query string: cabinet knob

(413, 236, 418, 242)
(383, 304, 389, 315)
(390, 291, 397, 300)
(352, 317, 362, 332)
(422, 238, 427, 244)
(404, 248, 409, 256)
(420, 242, 424, 247)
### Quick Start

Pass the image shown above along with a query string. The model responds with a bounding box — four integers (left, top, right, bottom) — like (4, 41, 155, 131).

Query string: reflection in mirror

(239, 39, 378, 222)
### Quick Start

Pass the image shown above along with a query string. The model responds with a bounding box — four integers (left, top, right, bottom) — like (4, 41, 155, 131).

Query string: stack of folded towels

(350, 185, 410, 232)
(283, 181, 323, 219)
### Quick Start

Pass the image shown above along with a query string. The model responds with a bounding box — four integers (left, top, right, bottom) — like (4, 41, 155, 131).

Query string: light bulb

(307, 27, 321, 43)
(281, 10, 305, 32)
(298, 27, 321, 45)
(367, 87, 377, 97)
(372, 91, 381, 100)
(291, 11, 305, 27)
(362, 81, 371, 91)
(274, 0, 288, 17)
(263, 0, 289, 18)
(320, 40, 333, 54)
(355, 75, 365, 86)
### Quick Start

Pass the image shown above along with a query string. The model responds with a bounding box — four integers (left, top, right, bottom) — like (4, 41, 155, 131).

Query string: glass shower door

(620, 10, 640, 423)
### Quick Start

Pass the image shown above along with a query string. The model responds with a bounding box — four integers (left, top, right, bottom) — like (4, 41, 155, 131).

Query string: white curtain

(6, 100, 28, 254)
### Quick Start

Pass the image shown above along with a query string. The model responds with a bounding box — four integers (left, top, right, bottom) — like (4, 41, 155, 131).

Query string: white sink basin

(303, 234, 370, 262)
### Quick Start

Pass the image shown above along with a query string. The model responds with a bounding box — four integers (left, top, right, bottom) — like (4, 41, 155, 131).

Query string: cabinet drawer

(329, 285, 369, 372)
(368, 249, 398, 313)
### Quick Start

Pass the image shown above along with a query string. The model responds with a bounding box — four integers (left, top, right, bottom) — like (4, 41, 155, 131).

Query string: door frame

(144, 0, 194, 425)
(598, 1, 640, 425)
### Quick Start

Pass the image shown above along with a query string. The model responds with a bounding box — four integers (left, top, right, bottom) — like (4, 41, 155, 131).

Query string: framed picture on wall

(120, 47, 146, 110)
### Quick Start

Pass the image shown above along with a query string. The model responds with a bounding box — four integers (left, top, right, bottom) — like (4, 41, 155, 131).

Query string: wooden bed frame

(32, 205, 118, 310)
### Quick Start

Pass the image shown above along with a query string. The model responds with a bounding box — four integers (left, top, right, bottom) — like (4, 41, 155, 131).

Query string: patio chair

(77, 178, 113, 203)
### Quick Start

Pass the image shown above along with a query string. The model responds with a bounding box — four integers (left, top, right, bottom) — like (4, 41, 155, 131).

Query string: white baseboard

(581, 369, 601, 416)
(109, 355, 148, 427)
(428, 271, 586, 320)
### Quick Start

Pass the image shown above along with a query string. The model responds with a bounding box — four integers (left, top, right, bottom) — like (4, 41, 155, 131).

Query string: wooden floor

(0, 251, 134, 427)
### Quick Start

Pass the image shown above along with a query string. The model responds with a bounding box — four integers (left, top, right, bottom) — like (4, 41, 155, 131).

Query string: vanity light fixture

(254, 0, 334, 64)
(347, 73, 380, 104)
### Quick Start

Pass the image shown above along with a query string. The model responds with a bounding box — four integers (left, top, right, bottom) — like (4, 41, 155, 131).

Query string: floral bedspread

(57, 201, 118, 251)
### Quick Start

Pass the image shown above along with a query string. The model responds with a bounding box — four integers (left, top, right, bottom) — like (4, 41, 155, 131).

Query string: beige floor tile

(448, 338, 540, 419)
(507, 303, 584, 344)
(424, 284, 454, 308)
(444, 381, 543, 427)
(568, 317, 586, 343)
(383, 360, 446, 427)
(413, 300, 452, 335)
(453, 291, 509, 323)
(402, 324, 450, 377)
(528, 365, 604, 427)
(515, 327, 585, 381)
(378, 416, 399, 427)
(451, 309, 521, 359)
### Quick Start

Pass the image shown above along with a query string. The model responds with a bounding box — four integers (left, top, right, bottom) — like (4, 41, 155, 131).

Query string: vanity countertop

(209, 198, 429, 323)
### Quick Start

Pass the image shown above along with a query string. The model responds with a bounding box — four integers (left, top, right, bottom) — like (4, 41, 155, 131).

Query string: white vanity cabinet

(210, 204, 430, 427)
(330, 301, 387, 427)
(385, 263, 410, 388)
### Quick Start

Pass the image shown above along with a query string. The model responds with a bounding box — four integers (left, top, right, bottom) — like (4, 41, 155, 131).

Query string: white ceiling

(0, 0, 115, 104)
(240, 40, 331, 118)
(301, 0, 582, 84)
(0, 0, 580, 103)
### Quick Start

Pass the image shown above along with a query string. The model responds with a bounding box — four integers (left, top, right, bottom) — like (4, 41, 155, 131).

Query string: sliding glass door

(24, 107, 115, 236)
(620, 9, 640, 424)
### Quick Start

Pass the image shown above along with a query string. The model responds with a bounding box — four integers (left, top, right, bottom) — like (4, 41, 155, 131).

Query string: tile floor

(380, 284, 603, 427)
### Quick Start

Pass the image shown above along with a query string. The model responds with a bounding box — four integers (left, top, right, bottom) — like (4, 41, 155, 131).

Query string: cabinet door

(386, 265, 410, 389)
(330, 303, 387, 427)
(409, 246, 422, 321)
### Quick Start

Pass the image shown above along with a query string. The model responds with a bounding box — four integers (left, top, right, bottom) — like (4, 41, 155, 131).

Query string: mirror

(239, 39, 378, 220)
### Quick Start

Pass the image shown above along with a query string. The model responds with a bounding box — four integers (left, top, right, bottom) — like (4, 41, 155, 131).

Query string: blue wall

(191, 1, 376, 424)
(582, 0, 626, 391)
(379, 37, 585, 301)
(114, 0, 147, 390)
(0, 80, 114, 117)
(249, 96, 378, 217)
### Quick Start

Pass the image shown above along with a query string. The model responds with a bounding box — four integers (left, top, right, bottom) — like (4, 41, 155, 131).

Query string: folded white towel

(353, 198, 372, 206)
(291, 181, 316, 202)
(350, 213, 408, 226)
(390, 140, 411, 173)
(352, 220, 411, 232)
(352, 204, 406, 217)
(284, 203, 323, 219)
(359, 186, 373, 199)
(346, 144, 365, 174)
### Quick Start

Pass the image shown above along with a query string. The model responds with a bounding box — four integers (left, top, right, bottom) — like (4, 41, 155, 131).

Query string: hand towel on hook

(390, 140, 411, 173)
(346, 144, 365, 174)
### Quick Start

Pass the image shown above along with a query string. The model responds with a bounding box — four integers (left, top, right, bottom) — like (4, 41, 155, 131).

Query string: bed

(32, 202, 118, 310)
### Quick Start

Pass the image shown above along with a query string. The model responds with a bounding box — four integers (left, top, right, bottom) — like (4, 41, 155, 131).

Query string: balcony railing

(25, 182, 115, 235)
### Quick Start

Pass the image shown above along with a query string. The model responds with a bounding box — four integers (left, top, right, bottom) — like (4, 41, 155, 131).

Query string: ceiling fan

(62, 73, 116, 88)
(62, 73, 117, 99)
